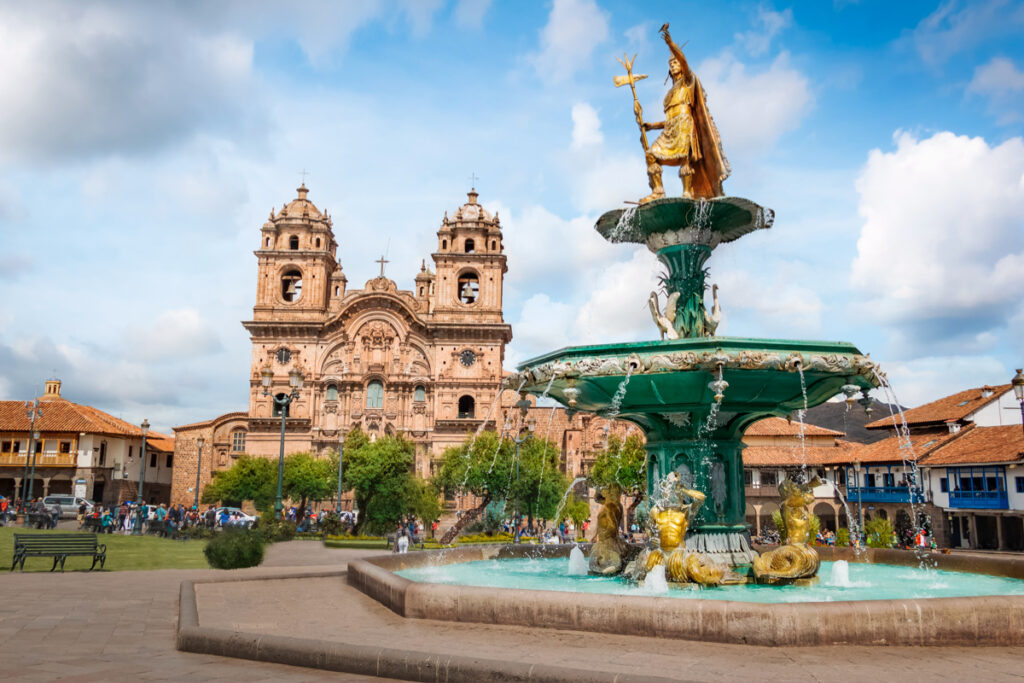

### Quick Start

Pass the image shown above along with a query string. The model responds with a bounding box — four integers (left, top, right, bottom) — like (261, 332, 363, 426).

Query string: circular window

(276, 348, 291, 364)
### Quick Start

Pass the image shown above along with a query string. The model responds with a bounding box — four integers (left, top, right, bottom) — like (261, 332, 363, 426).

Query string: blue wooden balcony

(948, 490, 1009, 510)
(846, 485, 925, 504)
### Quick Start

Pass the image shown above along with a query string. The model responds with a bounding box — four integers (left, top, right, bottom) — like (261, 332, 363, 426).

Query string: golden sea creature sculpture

(753, 476, 822, 583)
(588, 483, 628, 575)
(639, 475, 724, 586)
(615, 23, 730, 203)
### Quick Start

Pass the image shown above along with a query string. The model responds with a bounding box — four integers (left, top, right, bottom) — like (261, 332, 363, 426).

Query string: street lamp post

(853, 459, 864, 546)
(335, 433, 345, 515)
(1012, 369, 1024, 437)
(21, 399, 43, 527)
(262, 366, 304, 520)
(133, 419, 149, 535)
(194, 437, 205, 511)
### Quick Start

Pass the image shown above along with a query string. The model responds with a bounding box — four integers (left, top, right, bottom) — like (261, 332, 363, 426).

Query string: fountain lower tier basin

(349, 544, 1024, 646)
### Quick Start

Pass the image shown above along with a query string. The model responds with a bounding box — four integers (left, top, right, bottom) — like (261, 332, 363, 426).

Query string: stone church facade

(170, 185, 514, 505)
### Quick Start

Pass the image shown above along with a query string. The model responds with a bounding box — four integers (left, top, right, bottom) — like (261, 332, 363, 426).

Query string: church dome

(277, 184, 323, 220)
(451, 189, 493, 224)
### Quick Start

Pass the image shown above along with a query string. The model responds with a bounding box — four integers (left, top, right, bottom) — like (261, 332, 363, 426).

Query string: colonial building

(0, 379, 174, 506)
(172, 185, 513, 504)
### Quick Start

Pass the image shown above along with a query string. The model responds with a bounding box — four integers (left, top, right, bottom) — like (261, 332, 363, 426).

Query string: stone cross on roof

(376, 255, 389, 277)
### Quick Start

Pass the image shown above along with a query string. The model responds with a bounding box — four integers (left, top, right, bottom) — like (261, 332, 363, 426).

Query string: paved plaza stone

(4, 541, 1024, 682)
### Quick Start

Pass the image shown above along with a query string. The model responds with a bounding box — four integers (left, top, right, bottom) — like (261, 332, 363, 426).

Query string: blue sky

(1, 0, 1023, 432)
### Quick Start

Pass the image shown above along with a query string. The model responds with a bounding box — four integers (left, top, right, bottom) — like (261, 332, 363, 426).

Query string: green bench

(11, 533, 106, 572)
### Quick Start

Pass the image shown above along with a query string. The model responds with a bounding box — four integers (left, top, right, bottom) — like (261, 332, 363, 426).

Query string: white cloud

(850, 131, 1024, 354)
(573, 248, 661, 343)
(506, 294, 575, 367)
(127, 309, 223, 362)
(715, 266, 824, 337)
(529, 0, 609, 84)
(877, 355, 1009, 408)
(696, 52, 812, 157)
(910, 0, 1024, 67)
(734, 6, 792, 57)
(967, 57, 1024, 124)
(454, 0, 492, 29)
(571, 103, 604, 149)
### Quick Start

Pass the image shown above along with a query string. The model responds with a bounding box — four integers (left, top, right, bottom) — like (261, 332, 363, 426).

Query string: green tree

(509, 437, 571, 526)
(202, 455, 276, 511)
(343, 430, 420, 535)
(284, 452, 337, 520)
(865, 516, 895, 548)
(558, 496, 591, 534)
(433, 430, 515, 543)
(588, 433, 647, 527)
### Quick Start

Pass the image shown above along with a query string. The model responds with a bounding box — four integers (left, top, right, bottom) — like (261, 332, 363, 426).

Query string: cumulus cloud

(909, 0, 1024, 67)
(571, 103, 604, 149)
(696, 52, 812, 157)
(734, 6, 792, 57)
(573, 247, 660, 343)
(529, 0, 609, 84)
(715, 266, 824, 337)
(878, 354, 1009, 408)
(850, 131, 1024, 355)
(127, 309, 223, 362)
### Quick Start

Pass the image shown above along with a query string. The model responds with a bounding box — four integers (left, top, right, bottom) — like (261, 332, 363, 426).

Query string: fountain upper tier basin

(510, 337, 879, 438)
(596, 196, 773, 250)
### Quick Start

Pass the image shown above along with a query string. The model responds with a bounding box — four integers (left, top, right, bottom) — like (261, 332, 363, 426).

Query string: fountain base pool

(349, 544, 1024, 646)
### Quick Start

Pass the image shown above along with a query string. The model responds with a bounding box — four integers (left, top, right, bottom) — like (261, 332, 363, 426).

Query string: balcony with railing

(948, 489, 1009, 510)
(0, 452, 77, 467)
(845, 485, 925, 504)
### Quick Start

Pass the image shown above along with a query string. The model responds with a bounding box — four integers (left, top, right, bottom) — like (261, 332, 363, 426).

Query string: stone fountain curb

(176, 567, 688, 683)
(348, 544, 1024, 647)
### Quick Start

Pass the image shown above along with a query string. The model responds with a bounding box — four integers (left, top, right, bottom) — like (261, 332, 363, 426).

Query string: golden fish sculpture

(753, 477, 822, 583)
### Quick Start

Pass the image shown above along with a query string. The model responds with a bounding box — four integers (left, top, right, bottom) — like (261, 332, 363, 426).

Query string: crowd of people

(0, 496, 61, 528)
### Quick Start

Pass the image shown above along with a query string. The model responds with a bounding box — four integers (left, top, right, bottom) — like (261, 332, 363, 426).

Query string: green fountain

(506, 24, 881, 573)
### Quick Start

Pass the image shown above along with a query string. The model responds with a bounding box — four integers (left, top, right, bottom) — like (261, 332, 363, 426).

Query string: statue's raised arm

(659, 24, 691, 83)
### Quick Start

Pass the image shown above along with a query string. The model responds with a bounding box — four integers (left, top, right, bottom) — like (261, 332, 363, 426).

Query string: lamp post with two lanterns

(133, 419, 150, 535)
(1012, 369, 1024, 437)
(261, 366, 304, 520)
(21, 399, 43, 526)
(194, 437, 205, 511)
(511, 394, 534, 543)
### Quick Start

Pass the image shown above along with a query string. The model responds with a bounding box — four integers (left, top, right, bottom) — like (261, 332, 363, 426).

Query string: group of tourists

(0, 496, 60, 528)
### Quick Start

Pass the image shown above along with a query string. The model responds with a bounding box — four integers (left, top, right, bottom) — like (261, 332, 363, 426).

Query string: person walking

(77, 501, 87, 529)
(0, 495, 8, 526)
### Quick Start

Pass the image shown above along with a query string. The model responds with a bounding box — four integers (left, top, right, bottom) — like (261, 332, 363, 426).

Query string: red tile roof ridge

(745, 416, 843, 437)
(865, 384, 1010, 430)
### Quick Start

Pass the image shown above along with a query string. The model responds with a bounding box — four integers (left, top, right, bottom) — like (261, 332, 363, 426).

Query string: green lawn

(2, 526, 210, 572)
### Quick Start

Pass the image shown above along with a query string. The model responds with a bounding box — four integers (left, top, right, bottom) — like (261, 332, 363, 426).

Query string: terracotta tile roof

(851, 427, 967, 464)
(173, 411, 248, 432)
(0, 398, 158, 439)
(742, 441, 862, 467)
(865, 384, 1010, 430)
(920, 425, 1024, 466)
(745, 416, 843, 437)
(145, 434, 175, 453)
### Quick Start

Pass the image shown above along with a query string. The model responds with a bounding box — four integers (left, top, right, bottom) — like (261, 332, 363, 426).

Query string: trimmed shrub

(865, 517, 896, 548)
(836, 527, 851, 547)
(204, 529, 265, 569)
(256, 514, 297, 543)
(318, 512, 345, 536)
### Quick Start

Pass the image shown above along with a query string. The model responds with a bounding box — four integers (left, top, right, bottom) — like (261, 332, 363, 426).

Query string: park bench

(11, 533, 106, 572)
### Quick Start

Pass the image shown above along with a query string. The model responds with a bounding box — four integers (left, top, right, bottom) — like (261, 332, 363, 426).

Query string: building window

(414, 386, 426, 402)
(442, 239, 447, 250)
(272, 393, 290, 417)
(326, 385, 339, 401)
(99, 442, 106, 466)
(289, 235, 299, 250)
(1, 441, 9, 453)
(166, 454, 173, 468)
(265, 237, 271, 247)
(491, 240, 496, 250)
(334, 286, 340, 296)
(315, 237, 321, 248)
(150, 452, 157, 468)
(281, 270, 303, 302)
(457, 272, 479, 304)
(232, 430, 246, 452)
(940, 477, 949, 493)
(458, 395, 475, 419)
(129, 446, 133, 459)
(882, 472, 895, 487)
(465, 238, 475, 253)
(60, 441, 71, 454)
(366, 381, 384, 409)
(743, 469, 753, 486)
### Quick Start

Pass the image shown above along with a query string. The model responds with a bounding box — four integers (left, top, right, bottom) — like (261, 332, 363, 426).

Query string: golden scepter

(614, 53, 649, 153)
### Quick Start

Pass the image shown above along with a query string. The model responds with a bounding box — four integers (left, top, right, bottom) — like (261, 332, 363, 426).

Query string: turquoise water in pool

(395, 557, 1024, 603)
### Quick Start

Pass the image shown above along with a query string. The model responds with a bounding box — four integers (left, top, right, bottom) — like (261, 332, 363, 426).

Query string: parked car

(215, 507, 257, 527)
(42, 495, 94, 519)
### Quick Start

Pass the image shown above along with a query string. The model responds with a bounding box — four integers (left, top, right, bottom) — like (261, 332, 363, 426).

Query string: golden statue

(640, 475, 723, 586)
(753, 476, 821, 583)
(615, 23, 730, 203)
(588, 483, 627, 575)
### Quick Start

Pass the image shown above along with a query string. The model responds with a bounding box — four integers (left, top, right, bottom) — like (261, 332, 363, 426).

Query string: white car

(215, 507, 257, 527)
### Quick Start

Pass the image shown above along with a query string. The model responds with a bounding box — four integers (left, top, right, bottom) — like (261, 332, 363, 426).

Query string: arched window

(265, 237, 271, 247)
(231, 430, 246, 452)
(326, 385, 339, 401)
(491, 240, 496, 250)
(457, 272, 479, 304)
(315, 237, 321, 248)
(414, 386, 426, 402)
(272, 393, 290, 417)
(458, 395, 475, 419)
(442, 239, 447, 250)
(281, 270, 302, 302)
(289, 235, 299, 250)
(366, 381, 384, 409)
(464, 238, 475, 253)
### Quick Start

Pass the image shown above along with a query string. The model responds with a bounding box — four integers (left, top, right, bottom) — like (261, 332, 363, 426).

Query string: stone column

(996, 514, 1006, 550)
(968, 513, 979, 549)
(42, 477, 51, 496)
(753, 504, 761, 536)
